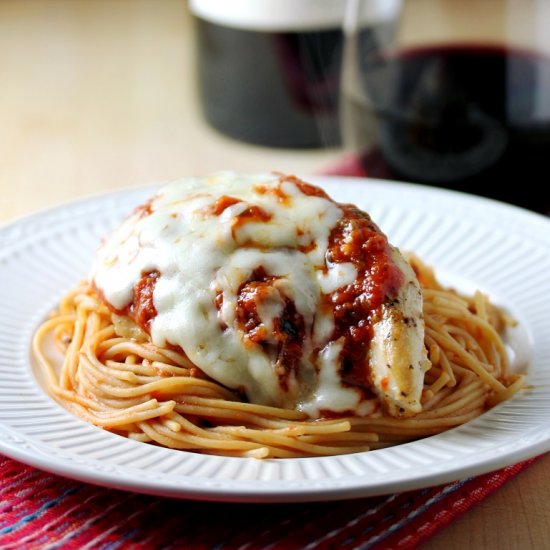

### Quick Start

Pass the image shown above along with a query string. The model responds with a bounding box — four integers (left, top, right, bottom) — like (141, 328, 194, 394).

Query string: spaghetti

(33, 256, 524, 459)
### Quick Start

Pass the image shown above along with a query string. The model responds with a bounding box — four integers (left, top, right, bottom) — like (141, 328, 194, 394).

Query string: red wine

(356, 44, 550, 212)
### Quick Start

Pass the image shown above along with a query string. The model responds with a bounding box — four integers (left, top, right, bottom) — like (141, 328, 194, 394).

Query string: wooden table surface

(1, 2, 549, 548)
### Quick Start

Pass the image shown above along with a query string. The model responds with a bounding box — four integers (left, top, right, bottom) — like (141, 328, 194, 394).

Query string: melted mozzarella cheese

(91, 172, 427, 417)
(300, 339, 365, 416)
(317, 262, 357, 294)
(92, 173, 343, 409)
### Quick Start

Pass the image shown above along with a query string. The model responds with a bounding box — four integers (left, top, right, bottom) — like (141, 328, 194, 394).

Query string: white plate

(1, 176, 549, 503)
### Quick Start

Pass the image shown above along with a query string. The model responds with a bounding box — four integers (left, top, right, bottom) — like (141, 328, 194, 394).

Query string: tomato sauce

(104, 176, 404, 398)
(206, 195, 272, 240)
(132, 196, 155, 221)
(278, 173, 330, 200)
(254, 183, 290, 204)
(219, 177, 404, 394)
(207, 195, 241, 216)
(235, 268, 305, 391)
(131, 270, 160, 329)
(231, 205, 272, 236)
(325, 205, 403, 386)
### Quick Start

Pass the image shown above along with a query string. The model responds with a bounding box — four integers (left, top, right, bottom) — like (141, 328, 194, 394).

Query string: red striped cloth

(0, 159, 541, 548)
(0, 454, 539, 549)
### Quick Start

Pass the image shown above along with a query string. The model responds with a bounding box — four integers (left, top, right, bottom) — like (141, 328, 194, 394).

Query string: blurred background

(2, 0, 550, 224)
(0, 0, 341, 223)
